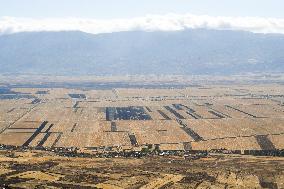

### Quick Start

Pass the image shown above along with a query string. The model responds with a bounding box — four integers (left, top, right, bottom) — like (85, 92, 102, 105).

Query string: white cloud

(1, 14, 284, 35)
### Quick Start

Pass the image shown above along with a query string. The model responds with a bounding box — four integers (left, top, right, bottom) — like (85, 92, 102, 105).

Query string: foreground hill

(0, 29, 284, 75)
(0, 149, 283, 188)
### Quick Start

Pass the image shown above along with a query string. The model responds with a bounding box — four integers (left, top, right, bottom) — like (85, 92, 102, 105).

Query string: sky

(1, 0, 284, 19)
(0, 0, 284, 34)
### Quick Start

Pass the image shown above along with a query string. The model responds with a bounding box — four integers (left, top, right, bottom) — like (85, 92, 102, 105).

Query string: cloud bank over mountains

(1, 14, 284, 35)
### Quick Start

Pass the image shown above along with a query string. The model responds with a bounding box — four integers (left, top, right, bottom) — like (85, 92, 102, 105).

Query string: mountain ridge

(1, 29, 284, 75)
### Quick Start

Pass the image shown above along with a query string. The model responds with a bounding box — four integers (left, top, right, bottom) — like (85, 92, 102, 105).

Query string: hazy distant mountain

(0, 29, 284, 75)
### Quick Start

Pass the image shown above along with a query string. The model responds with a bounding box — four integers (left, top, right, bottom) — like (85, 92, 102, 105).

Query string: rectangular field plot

(191, 134, 283, 151)
(0, 133, 33, 146)
(9, 121, 42, 129)
(191, 136, 262, 150)
(1, 121, 43, 135)
(46, 120, 107, 133)
(4, 128, 36, 133)
(23, 105, 75, 122)
(209, 105, 254, 118)
(78, 107, 106, 121)
(253, 118, 284, 134)
(71, 121, 109, 133)
(55, 132, 131, 148)
(159, 143, 185, 151)
(184, 118, 284, 140)
(229, 104, 284, 118)
(115, 120, 194, 145)
(106, 107, 152, 121)
(68, 93, 86, 99)
(0, 107, 31, 123)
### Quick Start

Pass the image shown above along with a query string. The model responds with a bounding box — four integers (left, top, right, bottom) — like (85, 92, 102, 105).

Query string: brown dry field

(0, 83, 284, 151)
(0, 149, 283, 188)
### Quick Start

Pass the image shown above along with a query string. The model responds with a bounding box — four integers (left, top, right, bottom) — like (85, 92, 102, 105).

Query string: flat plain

(1, 82, 284, 151)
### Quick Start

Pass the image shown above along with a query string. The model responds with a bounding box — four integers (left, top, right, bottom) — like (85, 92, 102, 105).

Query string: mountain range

(0, 29, 284, 75)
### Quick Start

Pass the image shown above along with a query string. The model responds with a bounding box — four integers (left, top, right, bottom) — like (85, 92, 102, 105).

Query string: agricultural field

(0, 82, 283, 152)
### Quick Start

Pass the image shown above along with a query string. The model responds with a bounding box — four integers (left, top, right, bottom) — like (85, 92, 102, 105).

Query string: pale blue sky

(0, 0, 283, 19)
